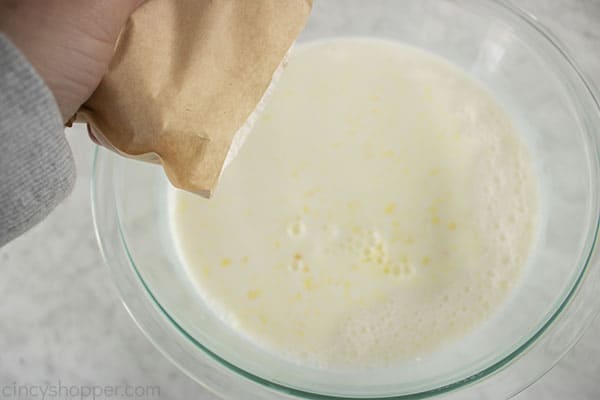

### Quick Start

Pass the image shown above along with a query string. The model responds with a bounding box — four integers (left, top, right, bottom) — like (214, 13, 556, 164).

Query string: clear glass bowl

(91, 0, 600, 398)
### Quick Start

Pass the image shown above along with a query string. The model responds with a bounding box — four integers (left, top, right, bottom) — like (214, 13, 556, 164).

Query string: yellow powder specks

(384, 262, 414, 278)
(362, 232, 391, 267)
(303, 204, 310, 214)
(287, 220, 306, 237)
(383, 149, 395, 158)
(259, 314, 267, 324)
(304, 277, 316, 290)
(241, 256, 249, 264)
(422, 256, 431, 266)
(247, 289, 261, 300)
(220, 258, 231, 268)
(347, 200, 359, 211)
(385, 202, 396, 214)
(431, 216, 440, 225)
(274, 240, 281, 249)
(289, 253, 309, 272)
(448, 222, 457, 230)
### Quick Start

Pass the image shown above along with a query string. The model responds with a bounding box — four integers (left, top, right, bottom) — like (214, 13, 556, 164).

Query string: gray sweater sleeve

(0, 33, 75, 247)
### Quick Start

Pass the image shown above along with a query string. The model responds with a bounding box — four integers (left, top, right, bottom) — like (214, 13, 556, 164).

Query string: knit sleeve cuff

(0, 32, 76, 246)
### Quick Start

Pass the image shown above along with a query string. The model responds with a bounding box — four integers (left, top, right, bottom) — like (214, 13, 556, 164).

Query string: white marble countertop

(1, 1, 599, 399)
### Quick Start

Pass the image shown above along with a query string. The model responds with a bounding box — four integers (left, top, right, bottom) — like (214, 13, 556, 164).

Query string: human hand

(0, 0, 145, 123)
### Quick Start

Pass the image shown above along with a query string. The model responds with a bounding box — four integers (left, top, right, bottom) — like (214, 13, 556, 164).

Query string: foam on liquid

(169, 39, 538, 367)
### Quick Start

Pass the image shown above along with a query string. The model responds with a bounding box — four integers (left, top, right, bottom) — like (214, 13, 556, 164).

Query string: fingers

(0, 0, 148, 123)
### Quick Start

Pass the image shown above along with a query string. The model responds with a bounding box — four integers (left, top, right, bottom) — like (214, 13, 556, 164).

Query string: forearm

(0, 33, 75, 247)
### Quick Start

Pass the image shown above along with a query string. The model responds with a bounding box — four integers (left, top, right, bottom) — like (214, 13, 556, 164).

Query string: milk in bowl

(169, 39, 539, 368)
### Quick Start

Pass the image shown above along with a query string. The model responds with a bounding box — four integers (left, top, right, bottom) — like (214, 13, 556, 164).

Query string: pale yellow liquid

(170, 39, 538, 367)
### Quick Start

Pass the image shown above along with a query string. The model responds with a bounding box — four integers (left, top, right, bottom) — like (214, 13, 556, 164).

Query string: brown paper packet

(76, 0, 312, 197)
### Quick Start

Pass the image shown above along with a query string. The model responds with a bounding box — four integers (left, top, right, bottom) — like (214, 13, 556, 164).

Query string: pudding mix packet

(75, 0, 312, 197)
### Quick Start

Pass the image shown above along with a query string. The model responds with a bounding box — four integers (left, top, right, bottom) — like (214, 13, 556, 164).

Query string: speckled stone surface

(0, 1, 598, 399)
